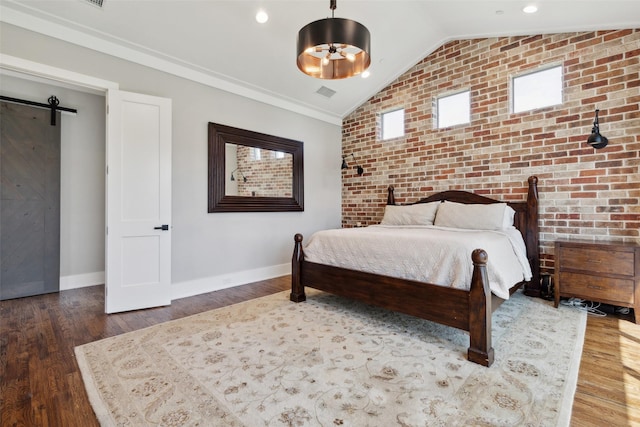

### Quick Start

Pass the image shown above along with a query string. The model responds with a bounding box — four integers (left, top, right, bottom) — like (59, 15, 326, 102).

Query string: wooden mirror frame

(208, 122, 304, 212)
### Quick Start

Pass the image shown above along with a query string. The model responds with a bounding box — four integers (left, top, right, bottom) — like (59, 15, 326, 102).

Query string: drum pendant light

(296, 0, 371, 79)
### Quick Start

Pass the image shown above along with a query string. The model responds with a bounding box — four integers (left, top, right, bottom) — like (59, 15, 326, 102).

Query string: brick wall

(342, 29, 640, 273)
(236, 146, 293, 197)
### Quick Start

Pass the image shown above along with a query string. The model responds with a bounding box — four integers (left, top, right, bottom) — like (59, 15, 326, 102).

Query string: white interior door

(105, 90, 172, 313)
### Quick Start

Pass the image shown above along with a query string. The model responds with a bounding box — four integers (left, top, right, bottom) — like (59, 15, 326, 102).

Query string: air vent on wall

(316, 86, 336, 98)
(84, 0, 104, 8)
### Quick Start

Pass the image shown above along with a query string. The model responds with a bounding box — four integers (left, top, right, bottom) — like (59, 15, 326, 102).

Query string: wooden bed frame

(290, 176, 540, 367)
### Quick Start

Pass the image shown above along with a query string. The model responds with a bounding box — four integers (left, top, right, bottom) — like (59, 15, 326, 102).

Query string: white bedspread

(303, 225, 532, 300)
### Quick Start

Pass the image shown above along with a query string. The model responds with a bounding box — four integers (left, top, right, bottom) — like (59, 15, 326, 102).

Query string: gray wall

(1, 23, 342, 299)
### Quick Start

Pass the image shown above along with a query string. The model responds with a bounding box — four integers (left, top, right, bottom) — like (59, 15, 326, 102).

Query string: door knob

(154, 224, 169, 231)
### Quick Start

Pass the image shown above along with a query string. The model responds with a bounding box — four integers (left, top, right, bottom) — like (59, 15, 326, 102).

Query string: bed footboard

(290, 233, 495, 367)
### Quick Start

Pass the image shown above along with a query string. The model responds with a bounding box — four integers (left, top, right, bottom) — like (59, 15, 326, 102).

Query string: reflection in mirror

(208, 122, 304, 212)
(225, 143, 293, 197)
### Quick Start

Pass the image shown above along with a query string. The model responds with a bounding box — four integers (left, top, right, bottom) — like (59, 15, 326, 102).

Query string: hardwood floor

(1, 276, 638, 426)
(571, 312, 640, 427)
(0, 277, 290, 427)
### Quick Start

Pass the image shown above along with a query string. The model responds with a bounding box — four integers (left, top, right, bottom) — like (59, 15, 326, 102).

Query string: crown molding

(0, 5, 342, 126)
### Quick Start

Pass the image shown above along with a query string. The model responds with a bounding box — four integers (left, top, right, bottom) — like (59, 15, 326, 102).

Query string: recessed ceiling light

(361, 70, 370, 79)
(523, 5, 538, 14)
(256, 9, 268, 24)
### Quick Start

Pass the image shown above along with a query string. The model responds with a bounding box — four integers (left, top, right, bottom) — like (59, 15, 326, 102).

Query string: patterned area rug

(76, 289, 586, 426)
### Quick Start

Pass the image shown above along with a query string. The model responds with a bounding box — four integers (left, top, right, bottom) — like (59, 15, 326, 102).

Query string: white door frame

(0, 54, 119, 93)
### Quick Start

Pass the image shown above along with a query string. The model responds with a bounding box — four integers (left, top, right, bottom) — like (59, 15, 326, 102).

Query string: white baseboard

(60, 271, 105, 291)
(59, 265, 290, 300)
(170, 263, 290, 301)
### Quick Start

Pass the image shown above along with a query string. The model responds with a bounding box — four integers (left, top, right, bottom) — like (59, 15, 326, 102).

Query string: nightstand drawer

(559, 247, 635, 276)
(555, 240, 639, 323)
(559, 271, 635, 304)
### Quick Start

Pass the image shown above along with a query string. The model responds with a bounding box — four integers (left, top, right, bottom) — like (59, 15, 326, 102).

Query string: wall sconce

(230, 168, 247, 182)
(341, 153, 364, 176)
(587, 109, 608, 149)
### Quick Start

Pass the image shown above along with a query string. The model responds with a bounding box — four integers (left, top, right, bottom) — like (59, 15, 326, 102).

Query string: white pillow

(381, 202, 440, 226)
(503, 205, 516, 228)
(434, 201, 511, 230)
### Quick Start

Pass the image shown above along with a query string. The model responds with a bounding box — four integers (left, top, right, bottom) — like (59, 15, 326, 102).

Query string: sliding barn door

(0, 101, 61, 300)
(105, 90, 172, 313)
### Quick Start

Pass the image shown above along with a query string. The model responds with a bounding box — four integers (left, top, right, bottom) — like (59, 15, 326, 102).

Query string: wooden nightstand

(554, 240, 639, 323)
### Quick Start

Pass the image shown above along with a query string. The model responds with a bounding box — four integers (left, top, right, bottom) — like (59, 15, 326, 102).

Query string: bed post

(467, 249, 495, 367)
(387, 185, 395, 205)
(523, 176, 541, 297)
(290, 233, 306, 302)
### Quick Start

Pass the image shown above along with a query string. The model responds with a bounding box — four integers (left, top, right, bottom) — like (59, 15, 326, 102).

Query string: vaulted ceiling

(2, 0, 640, 124)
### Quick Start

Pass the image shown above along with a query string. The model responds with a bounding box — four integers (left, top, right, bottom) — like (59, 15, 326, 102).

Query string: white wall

(0, 23, 343, 299)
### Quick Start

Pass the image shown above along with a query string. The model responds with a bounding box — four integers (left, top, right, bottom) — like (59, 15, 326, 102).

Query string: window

(437, 90, 470, 128)
(512, 65, 562, 113)
(382, 108, 405, 140)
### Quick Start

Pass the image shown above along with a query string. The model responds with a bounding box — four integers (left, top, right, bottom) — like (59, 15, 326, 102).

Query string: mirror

(225, 143, 293, 197)
(208, 122, 304, 212)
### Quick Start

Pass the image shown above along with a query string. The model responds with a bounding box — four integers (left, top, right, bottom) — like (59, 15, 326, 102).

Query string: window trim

(435, 89, 471, 129)
(381, 108, 405, 140)
(511, 64, 563, 114)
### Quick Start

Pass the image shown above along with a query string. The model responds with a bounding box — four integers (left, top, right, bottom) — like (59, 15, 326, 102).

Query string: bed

(290, 176, 540, 367)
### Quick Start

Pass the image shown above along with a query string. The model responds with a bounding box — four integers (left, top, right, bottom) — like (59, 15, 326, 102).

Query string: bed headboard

(386, 176, 540, 296)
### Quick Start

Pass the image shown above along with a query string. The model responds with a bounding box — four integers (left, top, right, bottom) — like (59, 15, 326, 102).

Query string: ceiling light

(256, 9, 268, 24)
(523, 5, 538, 14)
(296, 0, 371, 80)
(361, 70, 370, 79)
